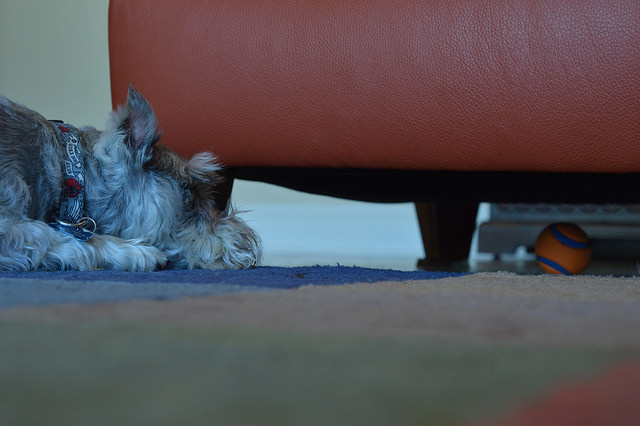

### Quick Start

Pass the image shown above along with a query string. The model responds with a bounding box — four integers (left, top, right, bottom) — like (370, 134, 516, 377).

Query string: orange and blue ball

(534, 223, 592, 275)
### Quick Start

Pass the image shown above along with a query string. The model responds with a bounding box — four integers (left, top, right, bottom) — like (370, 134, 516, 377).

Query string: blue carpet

(0, 266, 466, 308)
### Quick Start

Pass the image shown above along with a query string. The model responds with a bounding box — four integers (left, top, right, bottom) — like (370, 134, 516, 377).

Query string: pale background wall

(0, 0, 438, 269)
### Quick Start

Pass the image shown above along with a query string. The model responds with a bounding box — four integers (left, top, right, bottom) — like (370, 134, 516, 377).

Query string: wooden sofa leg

(415, 202, 479, 267)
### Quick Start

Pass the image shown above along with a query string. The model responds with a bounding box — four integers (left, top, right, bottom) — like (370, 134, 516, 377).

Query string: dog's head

(86, 86, 261, 269)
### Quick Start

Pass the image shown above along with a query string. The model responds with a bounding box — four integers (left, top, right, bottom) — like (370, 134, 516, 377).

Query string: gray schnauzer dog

(0, 87, 261, 271)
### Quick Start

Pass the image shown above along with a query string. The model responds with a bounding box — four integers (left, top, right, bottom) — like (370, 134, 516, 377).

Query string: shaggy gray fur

(0, 87, 261, 271)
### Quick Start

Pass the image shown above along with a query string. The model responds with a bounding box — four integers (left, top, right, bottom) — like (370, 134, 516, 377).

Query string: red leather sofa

(109, 0, 640, 264)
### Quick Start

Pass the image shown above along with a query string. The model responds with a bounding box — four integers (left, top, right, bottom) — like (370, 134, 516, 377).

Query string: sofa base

(228, 168, 640, 204)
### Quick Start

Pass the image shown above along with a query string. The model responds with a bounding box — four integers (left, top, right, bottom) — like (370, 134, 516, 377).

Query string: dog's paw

(90, 235, 167, 271)
(125, 242, 167, 272)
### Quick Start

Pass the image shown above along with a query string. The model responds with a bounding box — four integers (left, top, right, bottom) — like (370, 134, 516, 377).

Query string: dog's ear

(147, 146, 223, 186)
(119, 86, 161, 160)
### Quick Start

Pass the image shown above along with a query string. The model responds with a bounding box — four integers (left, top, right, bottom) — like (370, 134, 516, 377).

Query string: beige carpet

(3, 272, 640, 348)
(2, 271, 639, 425)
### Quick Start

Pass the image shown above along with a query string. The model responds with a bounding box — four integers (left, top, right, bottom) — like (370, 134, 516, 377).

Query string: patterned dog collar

(48, 121, 95, 241)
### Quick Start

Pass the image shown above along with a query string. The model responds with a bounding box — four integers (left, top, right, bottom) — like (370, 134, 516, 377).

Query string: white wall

(0, 0, 111, 126)
(0, 0, 425, 268)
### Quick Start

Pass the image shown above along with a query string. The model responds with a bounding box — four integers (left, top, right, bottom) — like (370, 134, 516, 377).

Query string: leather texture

(109, 0, 640, 173)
